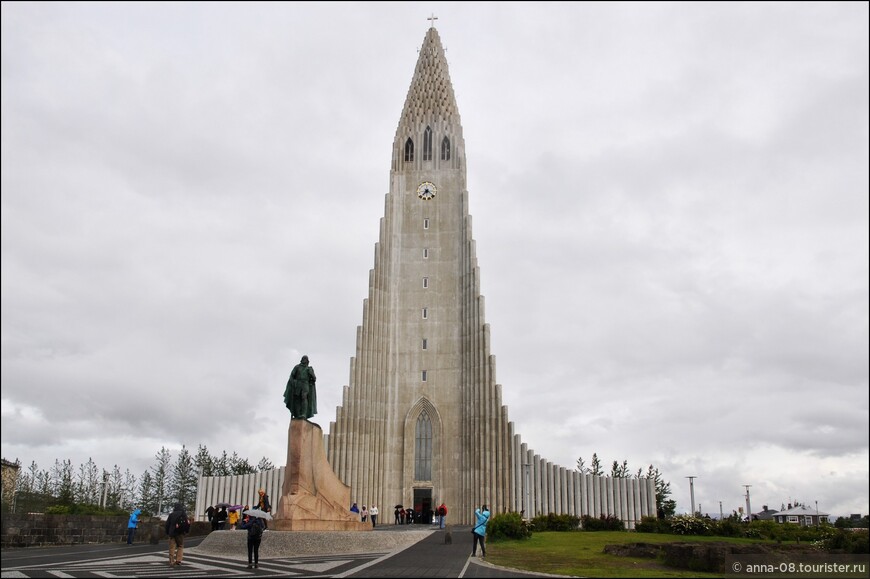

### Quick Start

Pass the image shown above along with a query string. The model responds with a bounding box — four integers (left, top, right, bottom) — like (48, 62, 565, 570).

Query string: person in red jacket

(437, 502, 448, 529)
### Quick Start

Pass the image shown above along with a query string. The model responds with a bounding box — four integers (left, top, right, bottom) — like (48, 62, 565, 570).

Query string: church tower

(325, 25, 512, 523)
(196, 24, 656, 528)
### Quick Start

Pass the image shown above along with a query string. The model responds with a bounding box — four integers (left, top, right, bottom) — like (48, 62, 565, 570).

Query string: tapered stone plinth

(272, 419, 370, 531)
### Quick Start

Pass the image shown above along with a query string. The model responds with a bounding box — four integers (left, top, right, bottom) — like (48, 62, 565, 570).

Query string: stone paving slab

(194, 528, 433, 558)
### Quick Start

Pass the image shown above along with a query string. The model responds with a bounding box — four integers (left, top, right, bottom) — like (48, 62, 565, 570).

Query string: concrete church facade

(196, 25, 656, 528)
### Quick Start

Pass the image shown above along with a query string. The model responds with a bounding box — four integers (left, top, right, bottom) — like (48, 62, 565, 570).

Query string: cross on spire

(427, 13, 438, 28)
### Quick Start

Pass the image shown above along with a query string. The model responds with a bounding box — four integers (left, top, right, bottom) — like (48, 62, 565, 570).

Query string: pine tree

(590, 453, 603, 476)
(194, 444, 214, 477)
(151, 447, 173, 514)
(75, 458, 101, 505)
(213, 451, 230, 476)
(645, 465, 675, 518)
(169, 445, 198, 511)
(610, 460, 629, 478)
(257, 457, 275, 471)
(229, 452, 256, 475)
(122, 468, 138, 510)
(137, 470, 157, 514)
(53, 459, 75, 506)
(105, 466, 124, 510)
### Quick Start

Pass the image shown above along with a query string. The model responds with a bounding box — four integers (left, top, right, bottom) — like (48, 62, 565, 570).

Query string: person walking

(126, 507, 141, 544)
(471, 504, 490, 558)
(228, 507, 240, 530)
(240, 513, 266, 569)
(370, 505, 379, 527)
(215, 506, 228, 530)
(360, 505, 368, 523)
(165, 502, 190, 567)
(437, 502, 448, 529)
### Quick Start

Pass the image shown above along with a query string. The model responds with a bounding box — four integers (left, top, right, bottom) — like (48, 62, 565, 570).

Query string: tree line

(6, 445, 274, 516)
(576, 453, 676, 518)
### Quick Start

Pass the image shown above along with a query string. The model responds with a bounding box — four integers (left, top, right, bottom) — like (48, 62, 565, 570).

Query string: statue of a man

(284, 355, 317, 419)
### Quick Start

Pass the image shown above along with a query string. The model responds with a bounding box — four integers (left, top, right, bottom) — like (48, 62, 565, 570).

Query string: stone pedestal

(273, 419, 371, 531)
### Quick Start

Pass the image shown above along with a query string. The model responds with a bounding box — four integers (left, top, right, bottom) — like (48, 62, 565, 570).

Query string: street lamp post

(743, 485, 752, 521)
(686, 476, 697, 516)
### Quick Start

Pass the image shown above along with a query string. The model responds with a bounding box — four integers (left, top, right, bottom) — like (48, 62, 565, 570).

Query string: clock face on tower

(416, 181, 437, 201)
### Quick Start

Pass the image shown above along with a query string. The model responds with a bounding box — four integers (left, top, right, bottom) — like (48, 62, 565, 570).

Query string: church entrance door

(413, 488, 432, 524)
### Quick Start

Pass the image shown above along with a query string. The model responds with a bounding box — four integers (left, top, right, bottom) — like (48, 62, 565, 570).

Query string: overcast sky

(2, 2, 867, 519)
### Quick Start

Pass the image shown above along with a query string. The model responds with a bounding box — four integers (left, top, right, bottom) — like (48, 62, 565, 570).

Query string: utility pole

(743, 485, 752, 521)
(686, 476, 697, 516)
(101, 471, 109, 509)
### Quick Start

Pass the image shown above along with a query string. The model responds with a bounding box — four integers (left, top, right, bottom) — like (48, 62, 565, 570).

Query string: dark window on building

(415, 411, 432, 480)
(404, 138, 414, 162)
(423, 126, 433, 161)
(441, 136, 451, 161)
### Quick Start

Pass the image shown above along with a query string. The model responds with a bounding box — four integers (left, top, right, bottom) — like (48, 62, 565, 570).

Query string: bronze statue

(284, 355, 317, 419)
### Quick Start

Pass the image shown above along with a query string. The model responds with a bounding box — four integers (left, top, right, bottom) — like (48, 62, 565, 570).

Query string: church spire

(394, 26, 463, 157)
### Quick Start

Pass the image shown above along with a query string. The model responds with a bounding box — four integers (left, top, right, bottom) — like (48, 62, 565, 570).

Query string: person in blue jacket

(126, 507, 142, 544)
(471, 504, 490, 558)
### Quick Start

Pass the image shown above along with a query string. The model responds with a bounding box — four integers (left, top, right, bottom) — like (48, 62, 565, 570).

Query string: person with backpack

(240, 513, 266, 569)
(471, 504, 490, 559)
(165, 503, 190, 567)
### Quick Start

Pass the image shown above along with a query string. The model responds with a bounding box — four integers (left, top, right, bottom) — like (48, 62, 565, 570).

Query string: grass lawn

(486, 531, 776, 578)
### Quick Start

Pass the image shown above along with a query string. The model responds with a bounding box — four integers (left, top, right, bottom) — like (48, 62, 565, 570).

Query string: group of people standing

(134, 496, 490, 569)
(192, 489, 272, 569)
(349, 502, 380, 526)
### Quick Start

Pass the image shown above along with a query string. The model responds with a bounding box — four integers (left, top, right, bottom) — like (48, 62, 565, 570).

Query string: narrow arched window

(441, 136, 451, 161)
(404, 138, 414, 162)
(423, 126, 433, 161)
(415, 411, 432, 480)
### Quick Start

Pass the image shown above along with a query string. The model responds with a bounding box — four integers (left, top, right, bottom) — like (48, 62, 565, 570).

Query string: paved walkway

(0, 525, 571, 578)
(345, 524, 567, 578)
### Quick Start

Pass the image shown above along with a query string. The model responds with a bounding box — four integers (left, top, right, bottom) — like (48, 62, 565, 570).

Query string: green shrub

(712, 518, 743, 537)
(635, 515, 661, 533)
(581, 514, 625, 531)
(45, 505, 71, 515)
(819, 528, 869, 554)
(531, 513, 581, 531)
(44, 504, 126, 516)
(487, 511, 532, 541)
(669, 515, 711, 536)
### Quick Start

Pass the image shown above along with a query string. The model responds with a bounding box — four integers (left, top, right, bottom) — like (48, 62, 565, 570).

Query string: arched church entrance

(413, 487, 433, 524)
